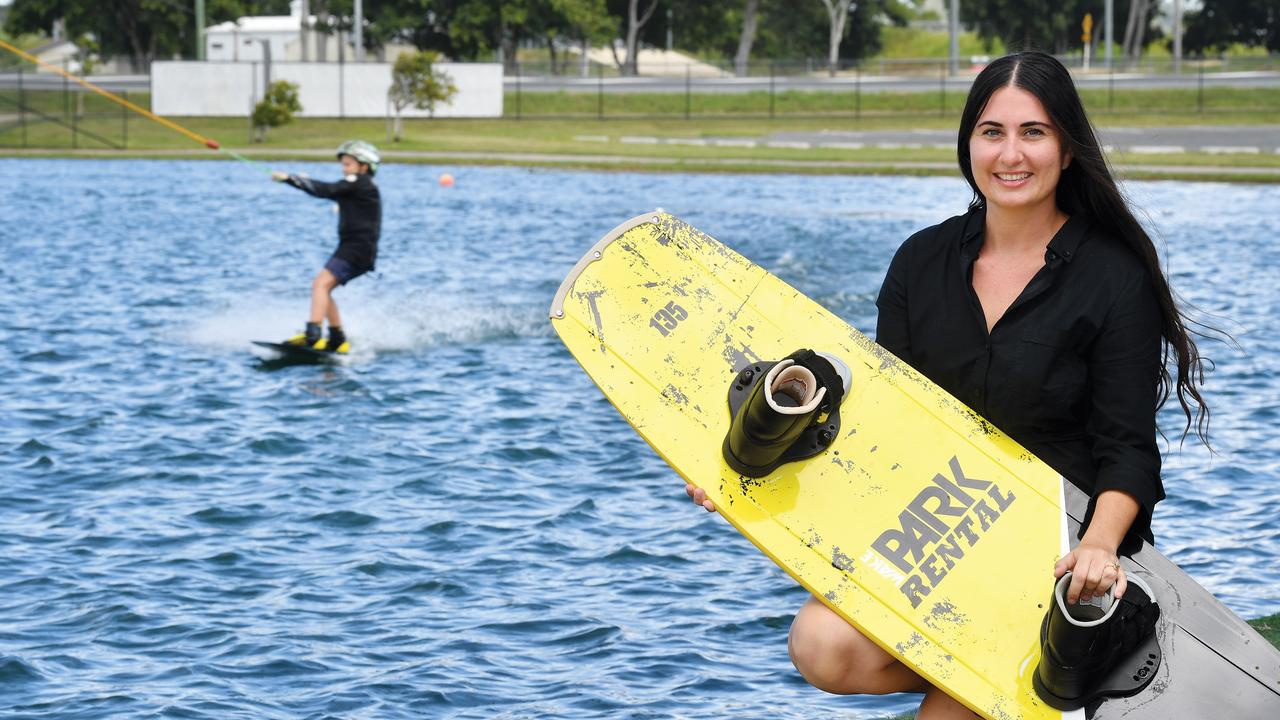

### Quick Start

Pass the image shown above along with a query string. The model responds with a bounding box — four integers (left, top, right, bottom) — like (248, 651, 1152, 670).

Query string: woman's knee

(788, 598, 900, 694)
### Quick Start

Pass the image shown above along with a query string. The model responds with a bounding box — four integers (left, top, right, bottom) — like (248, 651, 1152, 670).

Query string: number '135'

(649, 301, 688, 337)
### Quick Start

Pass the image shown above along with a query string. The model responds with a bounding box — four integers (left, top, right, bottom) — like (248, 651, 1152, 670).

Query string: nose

(999, 136, 1024, 166)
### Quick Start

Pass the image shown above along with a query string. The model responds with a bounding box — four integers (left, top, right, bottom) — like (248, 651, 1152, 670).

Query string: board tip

(206, 140, 220, 150)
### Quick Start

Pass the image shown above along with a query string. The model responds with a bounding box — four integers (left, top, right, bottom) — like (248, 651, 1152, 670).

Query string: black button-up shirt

(876, 207, 1164, 545)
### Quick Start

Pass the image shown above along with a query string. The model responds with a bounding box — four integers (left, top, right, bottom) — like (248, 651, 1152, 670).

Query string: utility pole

(300, 0, 310, 62)
(948, 0, 959, 75)
(1104, 0, 1113, 69)
(354, 0, 364, 62)
(196, 0, 205, 60)
(1172, 0, 1182, 73)
(666, 8, 673, 52)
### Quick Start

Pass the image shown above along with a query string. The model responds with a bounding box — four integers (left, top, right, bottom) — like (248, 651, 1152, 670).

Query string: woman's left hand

(1054, 540, 1127, 604)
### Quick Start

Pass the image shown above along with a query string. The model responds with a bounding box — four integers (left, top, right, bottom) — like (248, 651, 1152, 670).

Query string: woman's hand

(271, 171, 289, 182)
(1055, 539, 1127, 603)
(685, 484, 716, 512)
(1055, 490, 1141, 603)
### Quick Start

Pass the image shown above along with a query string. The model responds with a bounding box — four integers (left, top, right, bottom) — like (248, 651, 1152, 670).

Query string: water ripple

(1, 159, 1275, 719)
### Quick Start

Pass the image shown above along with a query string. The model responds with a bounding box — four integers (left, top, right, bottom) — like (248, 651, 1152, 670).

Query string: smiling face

(968, 85, 1071, 214)
(339, 154, 365, 175)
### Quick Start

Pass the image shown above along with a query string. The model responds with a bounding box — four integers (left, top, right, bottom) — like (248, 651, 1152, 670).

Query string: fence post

(769, 62, 775, 119)
(515, 61, 522, 120)
(855, 65, 861, 120)
(597, 62, 604, 120)
(1108, 65, 1114, 112)
(122, 90, 128, 149)
(67, 59, 78, 149)
(18, 64, 26, 147)
(942, 61, 952, 116)
(1197, 61, 1204, 114)
(684, 64, 691, 120)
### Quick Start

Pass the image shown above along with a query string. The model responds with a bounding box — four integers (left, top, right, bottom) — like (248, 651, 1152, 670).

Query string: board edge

(548, 211, 666, 320)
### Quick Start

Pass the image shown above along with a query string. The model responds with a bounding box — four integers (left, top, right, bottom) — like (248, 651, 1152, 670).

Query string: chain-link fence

(2, 53, 1277, 149)
(0, 59, 140, 150)
(505, 55, 1280, 120)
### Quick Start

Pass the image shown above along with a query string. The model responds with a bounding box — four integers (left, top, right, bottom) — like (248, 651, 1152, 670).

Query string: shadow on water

(253, 355, 338, 372)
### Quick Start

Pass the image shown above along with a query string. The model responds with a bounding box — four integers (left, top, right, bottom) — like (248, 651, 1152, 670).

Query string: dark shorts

(324, 256, 368, 286)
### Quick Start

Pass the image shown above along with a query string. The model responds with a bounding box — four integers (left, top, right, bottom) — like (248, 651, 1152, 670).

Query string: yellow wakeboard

(549, 212, 1280, 720)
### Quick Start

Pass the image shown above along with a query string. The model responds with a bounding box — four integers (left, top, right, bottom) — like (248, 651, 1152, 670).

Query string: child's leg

(309, 268, 339, 324)
(326, 296, 343, 329)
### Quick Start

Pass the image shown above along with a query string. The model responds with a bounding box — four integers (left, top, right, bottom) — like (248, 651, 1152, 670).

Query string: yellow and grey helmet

(336, 140, 380, 175)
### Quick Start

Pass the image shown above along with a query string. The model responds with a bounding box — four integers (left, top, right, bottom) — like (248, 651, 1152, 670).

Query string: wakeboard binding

(1033, 570, 1162, 710)
(722, 349, 852, 478)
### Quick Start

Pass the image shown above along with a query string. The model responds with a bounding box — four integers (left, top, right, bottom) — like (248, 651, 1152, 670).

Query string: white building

(203, 0, 418, 63)
(205, 1, 310, 62)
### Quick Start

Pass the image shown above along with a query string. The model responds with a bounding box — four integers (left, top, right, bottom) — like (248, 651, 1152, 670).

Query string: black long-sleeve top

(875, 207, 1164, 547)
(285, 172, 382, 270)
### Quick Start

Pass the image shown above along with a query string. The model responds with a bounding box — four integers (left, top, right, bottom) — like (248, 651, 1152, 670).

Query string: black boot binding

(1033, 570, 1162, 710)
(722, 349, 851, 478)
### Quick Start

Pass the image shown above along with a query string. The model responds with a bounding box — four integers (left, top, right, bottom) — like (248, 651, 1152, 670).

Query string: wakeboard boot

(285, 322, 323, 348)
(1033, 570, 1162, 710)
(722, 349, 852, 478)
(324, 326, 349, 354)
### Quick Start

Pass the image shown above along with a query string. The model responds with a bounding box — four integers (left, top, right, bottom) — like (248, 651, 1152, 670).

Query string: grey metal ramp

(1063, 483, 1280, 717)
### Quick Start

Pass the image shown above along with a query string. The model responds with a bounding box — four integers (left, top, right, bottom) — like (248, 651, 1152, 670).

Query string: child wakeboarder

(271, 140, 382, 353)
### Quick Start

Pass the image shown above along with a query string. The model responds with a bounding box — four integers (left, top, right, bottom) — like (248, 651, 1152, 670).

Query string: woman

(687, 52, 1210, 718)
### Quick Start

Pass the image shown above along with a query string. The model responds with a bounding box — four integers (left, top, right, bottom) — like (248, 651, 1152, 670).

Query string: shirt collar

(959, 206, 985, 249)
(1045, 213, 1088, 265)
(958, 206, 1089, 266)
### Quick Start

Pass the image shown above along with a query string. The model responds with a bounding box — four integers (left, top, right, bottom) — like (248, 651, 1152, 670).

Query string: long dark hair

(956, 51, 1212, 445)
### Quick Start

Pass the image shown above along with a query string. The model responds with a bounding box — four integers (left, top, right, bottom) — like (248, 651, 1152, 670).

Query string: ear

(1062, 150, 1072, 171)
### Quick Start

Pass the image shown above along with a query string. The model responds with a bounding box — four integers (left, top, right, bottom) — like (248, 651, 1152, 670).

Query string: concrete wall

(151, 61, 503, 118)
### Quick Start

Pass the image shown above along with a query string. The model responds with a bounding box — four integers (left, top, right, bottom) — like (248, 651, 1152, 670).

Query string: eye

(980, 128, 1002, 138)
(1024, 127, 1047, 137)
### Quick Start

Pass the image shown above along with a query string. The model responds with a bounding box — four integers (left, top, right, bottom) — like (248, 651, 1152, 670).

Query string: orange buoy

(439, 173, 455, 188)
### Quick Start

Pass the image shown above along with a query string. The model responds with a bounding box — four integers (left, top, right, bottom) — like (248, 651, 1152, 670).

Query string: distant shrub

(252, 80, 302, 143)
(388, 50, 458, 142)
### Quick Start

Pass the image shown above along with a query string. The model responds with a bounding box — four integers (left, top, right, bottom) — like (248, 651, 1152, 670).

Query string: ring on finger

(1108, 562, 1122, 572)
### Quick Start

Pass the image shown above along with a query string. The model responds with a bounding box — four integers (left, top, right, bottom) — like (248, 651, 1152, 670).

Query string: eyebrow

(977, 120, 1052, 128)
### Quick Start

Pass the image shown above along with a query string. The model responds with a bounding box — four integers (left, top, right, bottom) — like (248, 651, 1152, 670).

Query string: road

(508, 70, 1280, 94)
(760, 126, 1280, 155)
(2, 70, 1278, 94)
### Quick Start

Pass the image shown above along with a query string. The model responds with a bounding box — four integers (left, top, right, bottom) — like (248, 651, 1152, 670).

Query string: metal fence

(505, 56, 1280, 120)
(2, 54, 1278, 149)
(0, 61, 134, 150)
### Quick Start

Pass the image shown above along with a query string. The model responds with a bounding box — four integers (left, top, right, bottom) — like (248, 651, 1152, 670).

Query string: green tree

(388, 49, 458, 141)
(3, 0, 289, 69)
(1185, 0, 1280, 54)
(818, 0, 855, 75)
(74, 33, 98, 76)
(746, 0, 904, 67)
(734, 0, 761, 76)
(542, 0, 614, 74)
(252, 79, 301, 142)
(603, 0, 660, 76)
(961, 0, 1157, 59)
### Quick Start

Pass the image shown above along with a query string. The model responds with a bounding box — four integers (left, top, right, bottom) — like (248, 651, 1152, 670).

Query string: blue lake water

(1, 159, 1277, 719)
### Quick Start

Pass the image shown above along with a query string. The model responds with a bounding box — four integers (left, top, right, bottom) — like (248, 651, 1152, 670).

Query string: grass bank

(505, 86, 1280, 120)
(2, 88, 1276, 182)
